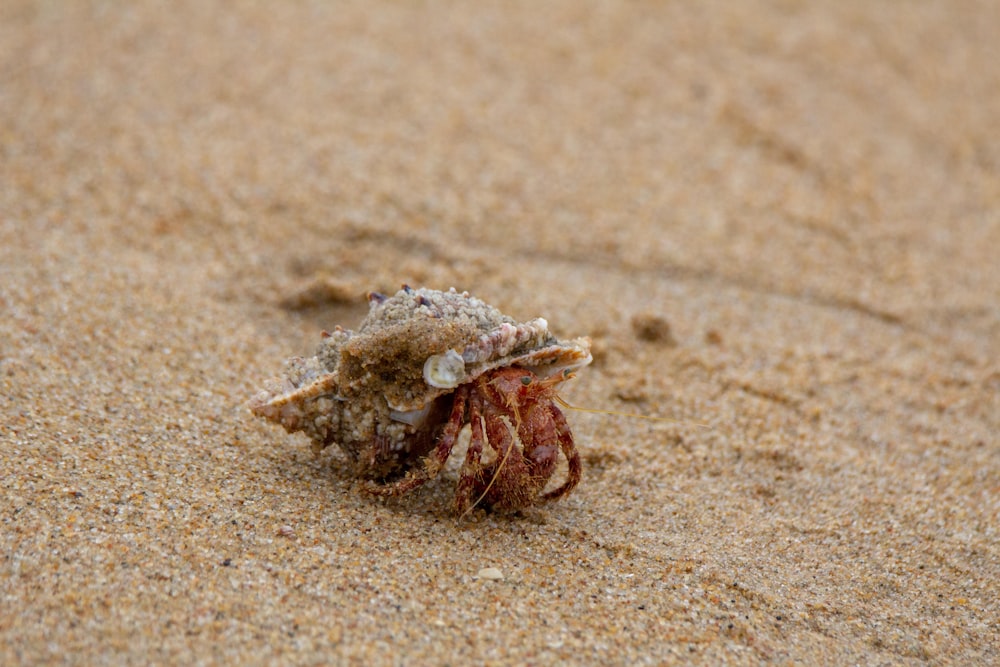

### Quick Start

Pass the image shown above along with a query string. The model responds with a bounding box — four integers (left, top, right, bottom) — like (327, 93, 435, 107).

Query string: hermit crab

(249, 286, 592, 514)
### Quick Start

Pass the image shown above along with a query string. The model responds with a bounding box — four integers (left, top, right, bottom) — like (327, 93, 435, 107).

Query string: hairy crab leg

(364, 386, 469, 497)
(454, 392, 489, 515)
(460, 413, 532, 517)
(539, 403, 582, 502)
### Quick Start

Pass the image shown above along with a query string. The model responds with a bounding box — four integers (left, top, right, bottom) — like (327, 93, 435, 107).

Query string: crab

(249, 286, 592, 514)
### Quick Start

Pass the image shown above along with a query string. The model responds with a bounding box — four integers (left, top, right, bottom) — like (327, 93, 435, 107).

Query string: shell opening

(423, 349, 467, 389)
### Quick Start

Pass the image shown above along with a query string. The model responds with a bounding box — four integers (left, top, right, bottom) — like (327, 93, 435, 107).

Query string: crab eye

(520, 376, 532, 386)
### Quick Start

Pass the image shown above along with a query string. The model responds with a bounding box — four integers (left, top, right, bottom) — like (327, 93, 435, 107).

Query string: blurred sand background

(2, 1, 998, 664)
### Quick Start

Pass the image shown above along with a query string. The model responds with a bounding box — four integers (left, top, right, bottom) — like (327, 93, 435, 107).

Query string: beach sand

(2, 1, 998, 663)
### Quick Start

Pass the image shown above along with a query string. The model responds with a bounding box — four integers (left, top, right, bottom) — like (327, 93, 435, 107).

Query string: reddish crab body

(368, 366, 582, 514)
(249, 287, 591, 515)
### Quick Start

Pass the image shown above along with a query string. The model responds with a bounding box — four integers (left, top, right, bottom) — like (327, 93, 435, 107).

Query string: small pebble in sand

(704, 329, 723, 346)
(476, 567, 505, 580)
(630, 312, 677, 345)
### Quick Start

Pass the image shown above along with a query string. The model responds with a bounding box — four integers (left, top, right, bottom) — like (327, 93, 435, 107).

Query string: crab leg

(453, 392, 489, 515)
(539, 404, 582, 502)
(364, 386, 469, 497)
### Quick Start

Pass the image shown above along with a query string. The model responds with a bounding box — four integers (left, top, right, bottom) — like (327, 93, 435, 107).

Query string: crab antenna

(553, 395, 710, 429)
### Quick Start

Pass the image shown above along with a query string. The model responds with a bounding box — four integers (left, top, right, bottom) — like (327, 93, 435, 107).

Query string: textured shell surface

(248, 287, 591, 471)
(321, 286, 589, 412)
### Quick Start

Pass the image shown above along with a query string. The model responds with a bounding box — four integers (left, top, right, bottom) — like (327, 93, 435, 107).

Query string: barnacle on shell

(423, 349, 467, 388)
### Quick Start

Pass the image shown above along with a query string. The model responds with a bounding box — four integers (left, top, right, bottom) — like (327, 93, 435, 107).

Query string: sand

(2, 1, 998, 664)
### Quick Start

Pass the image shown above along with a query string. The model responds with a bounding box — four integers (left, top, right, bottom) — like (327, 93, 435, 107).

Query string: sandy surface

(3, 1, 999, 664)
